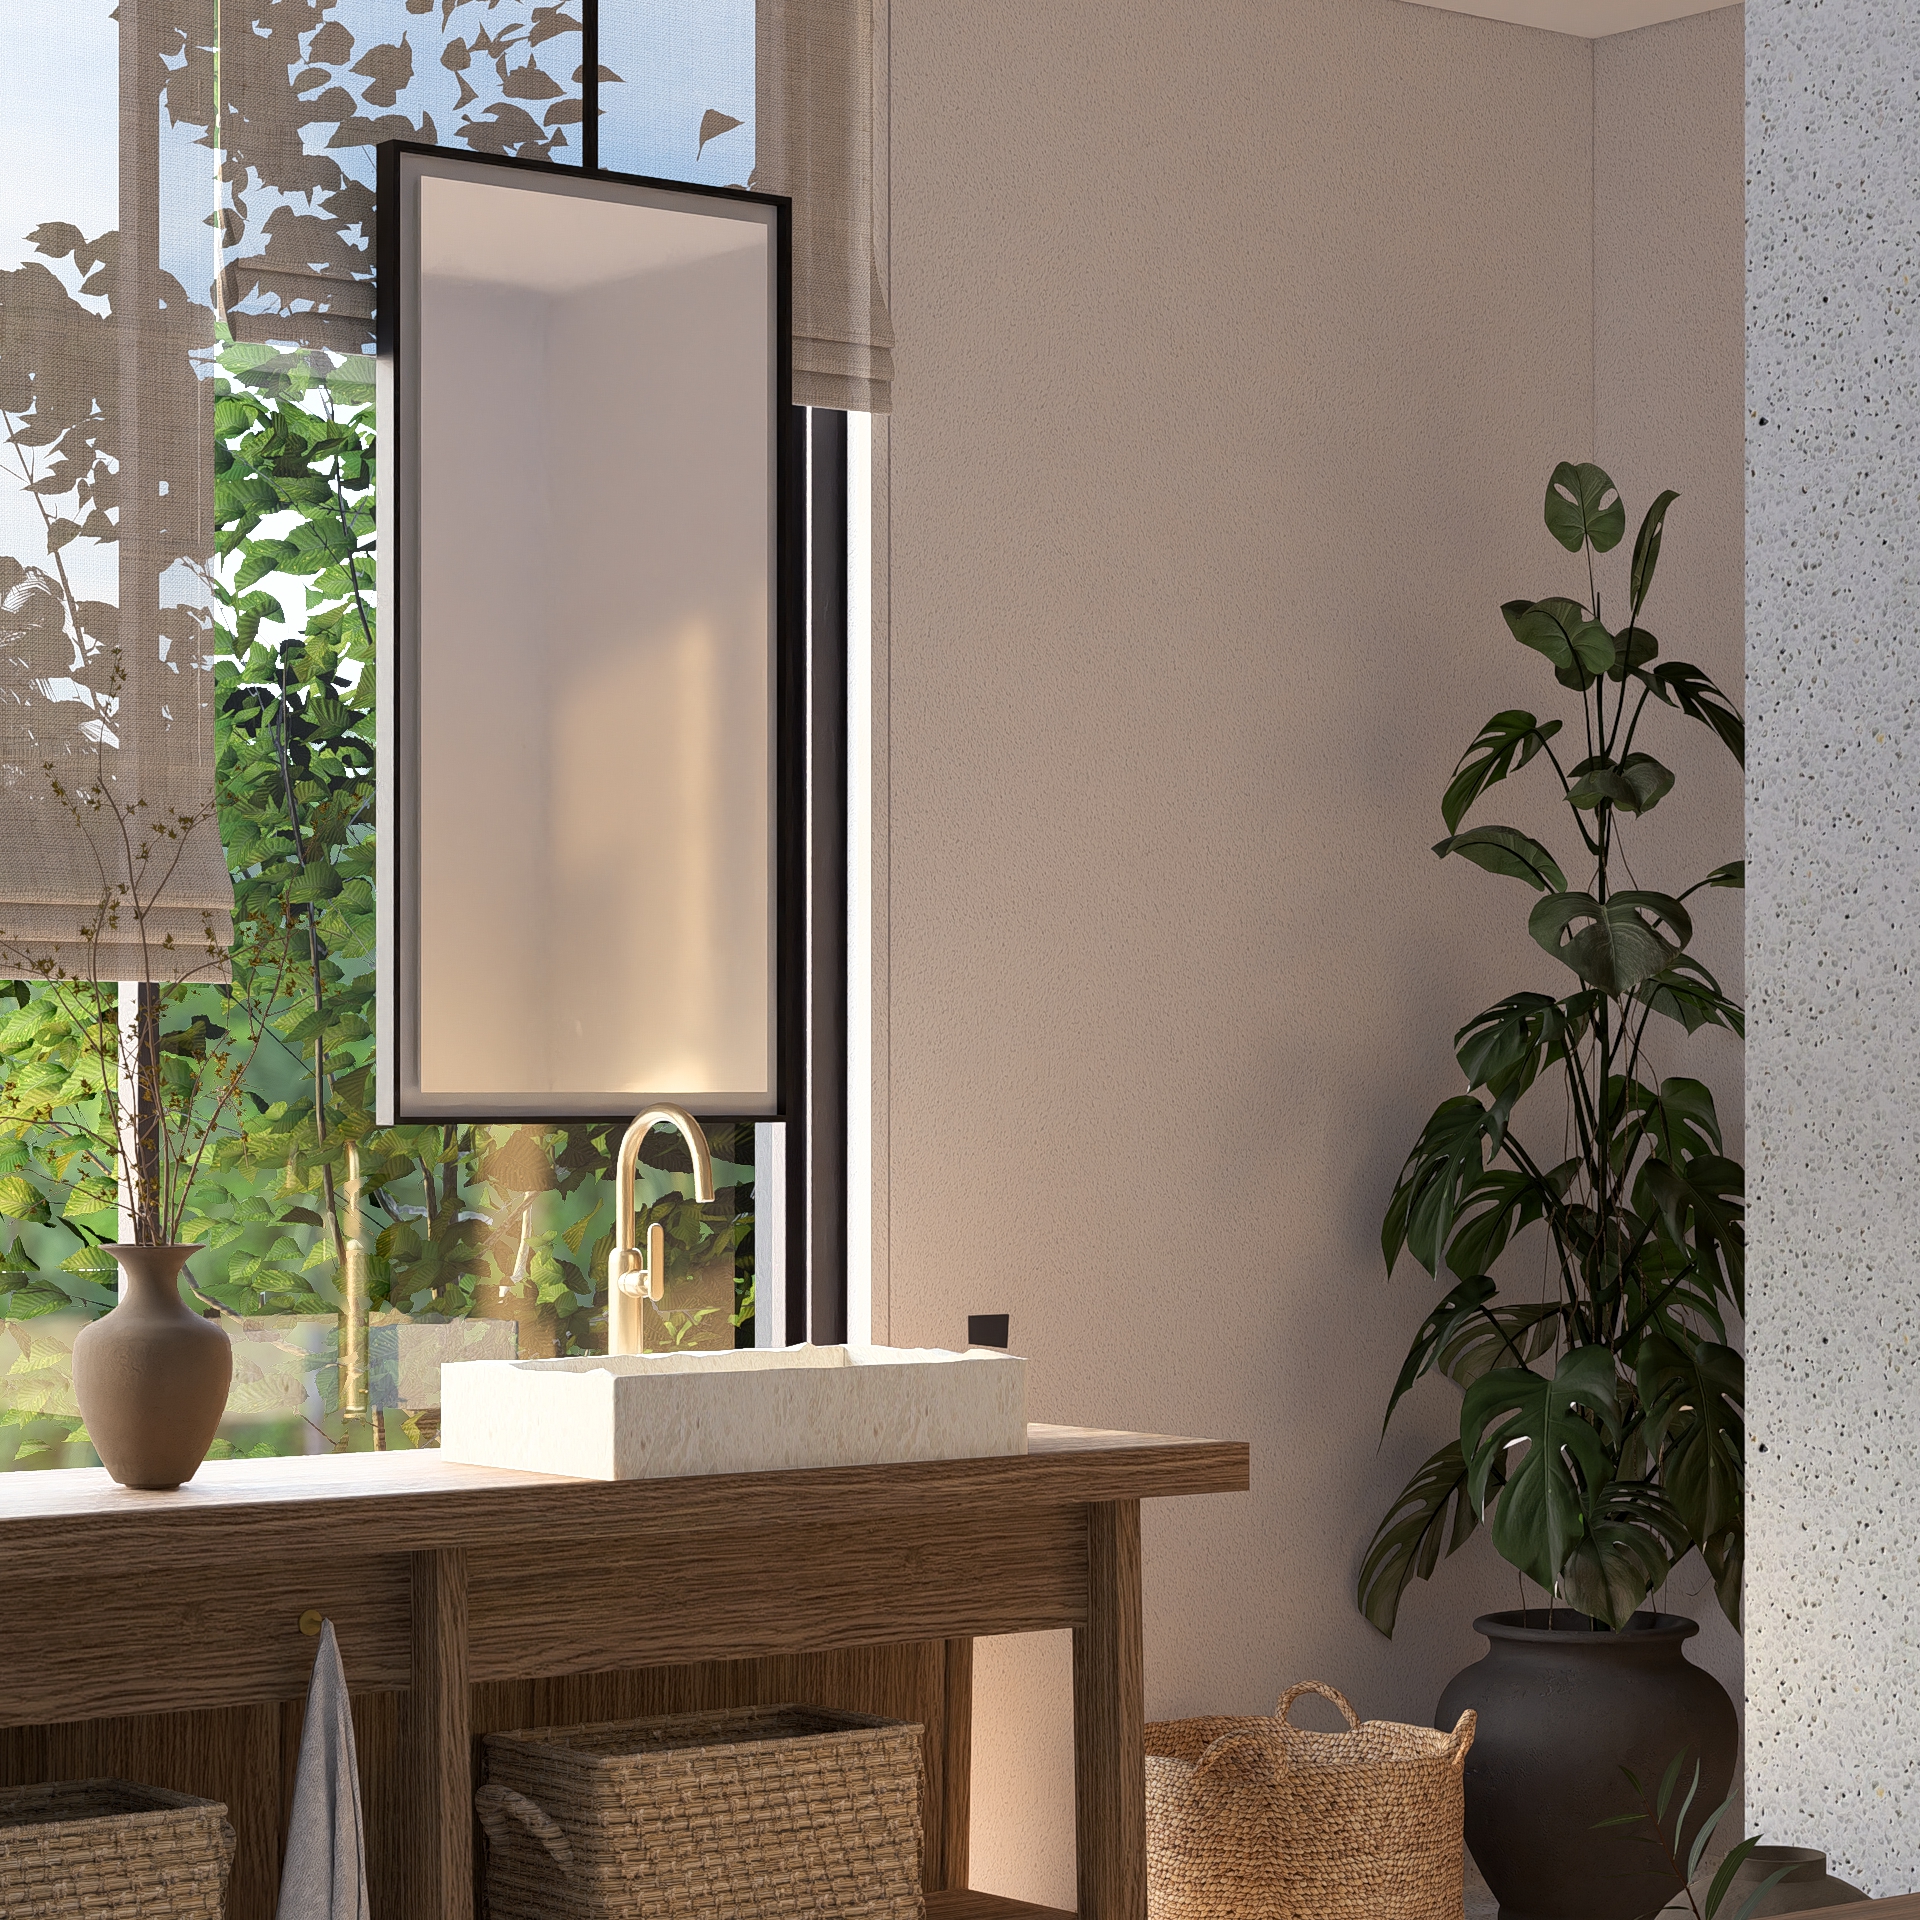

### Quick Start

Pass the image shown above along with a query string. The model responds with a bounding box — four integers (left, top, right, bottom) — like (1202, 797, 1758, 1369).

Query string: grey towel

(276, 1619, 371, 1920)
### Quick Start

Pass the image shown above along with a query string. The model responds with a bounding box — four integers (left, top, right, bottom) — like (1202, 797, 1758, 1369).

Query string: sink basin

(437, 1344, 1028, 1481)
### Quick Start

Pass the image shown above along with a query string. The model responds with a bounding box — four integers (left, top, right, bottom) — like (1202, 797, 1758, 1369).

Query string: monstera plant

(1360, 462, 1745, 1637)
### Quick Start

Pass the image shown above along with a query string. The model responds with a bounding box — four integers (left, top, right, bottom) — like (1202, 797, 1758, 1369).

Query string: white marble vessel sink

(438, 1344, 1028, 1481)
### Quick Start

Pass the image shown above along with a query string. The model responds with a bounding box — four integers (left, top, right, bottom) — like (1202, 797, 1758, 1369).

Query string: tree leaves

(1529, 890, 1692, 994)
(1434, 826, 1567, 893)
(1442, 710, 1563, 832)
(1545, 461, 1626, 554)
(1357, 1439, 1481, 1638)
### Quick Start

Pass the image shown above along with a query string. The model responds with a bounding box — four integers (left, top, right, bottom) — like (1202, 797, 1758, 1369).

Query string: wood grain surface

(928, 1892, 1076, 1920)
(466, 1502, 1087, 1678)
(0, 1554, 411, 1726)
(1073, 1500, 1145, 1920)
(939, 1636, 975, 1889)
(0, 1427, 1249, 1582)
(407, 1548, 470, 1920)
(0, 1640, 981, 1920)
(0, 1426, 1245, 1918)
(1773, 1903, 1919, 1917)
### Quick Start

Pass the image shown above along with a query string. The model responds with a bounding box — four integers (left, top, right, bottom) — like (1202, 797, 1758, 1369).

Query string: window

(0, 0, 850, 1469)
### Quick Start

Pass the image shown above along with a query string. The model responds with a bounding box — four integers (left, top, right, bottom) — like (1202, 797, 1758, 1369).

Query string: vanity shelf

(0, 1423, 1248, 1919)
(930, 1894, 1074, 1920)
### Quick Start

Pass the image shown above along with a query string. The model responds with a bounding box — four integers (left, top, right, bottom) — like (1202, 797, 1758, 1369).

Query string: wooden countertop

(0, 1424, 1250, 1579)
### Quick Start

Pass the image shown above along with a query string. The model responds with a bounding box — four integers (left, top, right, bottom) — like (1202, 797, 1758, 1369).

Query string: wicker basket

(1145, 1681, 1475, 1920)
(477, 1704, 924, 1920)
(0, 1779, 235, 1920)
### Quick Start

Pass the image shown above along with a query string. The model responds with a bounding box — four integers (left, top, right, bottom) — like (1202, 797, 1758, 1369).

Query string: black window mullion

(800, 407, 850, 1344)
(581, 0, 601, 170)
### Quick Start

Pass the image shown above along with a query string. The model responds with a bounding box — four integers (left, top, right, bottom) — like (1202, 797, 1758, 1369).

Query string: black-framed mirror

(374, 142, 799, 1125)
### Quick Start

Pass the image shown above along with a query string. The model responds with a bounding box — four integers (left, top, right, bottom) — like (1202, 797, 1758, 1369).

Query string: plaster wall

(1746, 1, 1920, 1893)
(875, 0, 1746, 1901)
(1593, 1, 1749, 1719)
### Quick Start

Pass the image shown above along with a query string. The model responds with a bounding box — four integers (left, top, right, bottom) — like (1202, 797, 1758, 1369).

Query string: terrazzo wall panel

(1746, 0, 1920, 1893)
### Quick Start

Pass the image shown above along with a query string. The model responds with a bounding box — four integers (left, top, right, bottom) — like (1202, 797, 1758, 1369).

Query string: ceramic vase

(1435, 1610, 1738, 1920)
(72, 1244, 232, 1490)
(1667, 1847, 1868, 1916)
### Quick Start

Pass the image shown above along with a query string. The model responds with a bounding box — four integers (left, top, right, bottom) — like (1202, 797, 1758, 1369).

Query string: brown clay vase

(73, 1245, 232, 1490)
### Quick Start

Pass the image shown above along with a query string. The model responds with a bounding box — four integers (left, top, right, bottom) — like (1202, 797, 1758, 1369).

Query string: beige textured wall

(874, 0, 1745, 1901)
(1593, 1, 1749, 1727)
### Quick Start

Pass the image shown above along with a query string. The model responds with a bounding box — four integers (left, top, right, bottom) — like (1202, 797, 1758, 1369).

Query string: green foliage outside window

(0, 342, 757, 1466)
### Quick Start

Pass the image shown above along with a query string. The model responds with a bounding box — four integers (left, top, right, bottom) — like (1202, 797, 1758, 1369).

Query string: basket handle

(1442, 1707, 1477, 1772)
(1194, 1724, 1289, 1778)
(475, 1784, 574, 1874)
(1274, 1681, 1361, 1732)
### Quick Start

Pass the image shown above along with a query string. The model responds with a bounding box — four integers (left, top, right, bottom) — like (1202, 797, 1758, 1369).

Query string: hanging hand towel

(276, 1619, 371, 1920)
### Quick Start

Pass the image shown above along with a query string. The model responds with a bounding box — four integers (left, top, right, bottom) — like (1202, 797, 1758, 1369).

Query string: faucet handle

(608, 1225, 668, 1303)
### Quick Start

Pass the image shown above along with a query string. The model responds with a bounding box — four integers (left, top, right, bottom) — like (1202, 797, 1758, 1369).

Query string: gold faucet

(608, 1104, 716, 1355)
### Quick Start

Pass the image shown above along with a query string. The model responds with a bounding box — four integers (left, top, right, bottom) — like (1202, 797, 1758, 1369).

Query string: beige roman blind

(212, 2, 892, 406)
(0, 0, 233, 985)
(755, 0, 895, 412)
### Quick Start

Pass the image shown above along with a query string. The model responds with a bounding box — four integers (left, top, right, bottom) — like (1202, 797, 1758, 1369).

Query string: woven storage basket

(477, 1703, 924, 1920)
(0, 1779, 234, 1920)
(1145, 1681, 1475, 1920)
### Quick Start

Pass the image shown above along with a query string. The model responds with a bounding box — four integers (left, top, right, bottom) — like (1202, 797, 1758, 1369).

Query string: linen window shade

(754, 0, 893, 412)
(214, 1, 891, 408)
(0, 0, 233, 985)
(217, 1, 586, 355)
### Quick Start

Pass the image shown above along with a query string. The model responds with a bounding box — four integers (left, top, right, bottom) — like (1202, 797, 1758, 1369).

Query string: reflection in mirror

(377, 145, 791, 1122)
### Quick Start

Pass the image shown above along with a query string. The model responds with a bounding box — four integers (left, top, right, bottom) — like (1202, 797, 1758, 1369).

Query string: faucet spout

(608, 1104, 716, 1355)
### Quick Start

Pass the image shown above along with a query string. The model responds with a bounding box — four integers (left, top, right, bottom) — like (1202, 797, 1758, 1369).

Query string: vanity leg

(937, 1636, 974, 1889)
(1073, 1499, 1144, 1920)
(407, 1548, 471, 1920)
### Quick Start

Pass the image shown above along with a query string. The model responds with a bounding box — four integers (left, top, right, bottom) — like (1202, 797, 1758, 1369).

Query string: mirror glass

(378, 147, 788, 1121)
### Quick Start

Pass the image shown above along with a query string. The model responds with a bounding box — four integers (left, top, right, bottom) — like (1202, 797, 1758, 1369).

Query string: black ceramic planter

(1435, 1610, 1737, 1920)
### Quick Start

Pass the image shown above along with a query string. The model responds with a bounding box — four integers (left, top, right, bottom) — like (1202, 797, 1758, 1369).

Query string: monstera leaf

(1366, 463, 1748, 1640)
(1628, 489, 1681, 618)
(1434, 826, 1567, 893)
(1442, 710, 1563, 832)
(1545, 461, 1627, 553)
(1357, 1440, 1483, 1637)
(1557, 1478, 1689, 1628)
(1463, 1347, 1621, 1592)
(1529, 890, 1691, 994)
(1503, 596, 1617, 681)
(1565, 752, 1674, 815)
(1382, 1096, 1498, 1277)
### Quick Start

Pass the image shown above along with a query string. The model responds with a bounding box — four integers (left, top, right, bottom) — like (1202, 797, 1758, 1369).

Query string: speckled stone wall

(1747, 1, 1920, 1894)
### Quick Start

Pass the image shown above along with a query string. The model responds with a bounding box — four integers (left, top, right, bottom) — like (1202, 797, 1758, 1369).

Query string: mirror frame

(373, 140, 802, 1126)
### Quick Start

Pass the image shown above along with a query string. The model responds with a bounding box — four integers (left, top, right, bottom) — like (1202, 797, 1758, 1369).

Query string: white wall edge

(845, 410, 874, 1349)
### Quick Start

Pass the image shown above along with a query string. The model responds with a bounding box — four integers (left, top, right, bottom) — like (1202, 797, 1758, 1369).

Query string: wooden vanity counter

(0, 1424, 1248, 1920)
